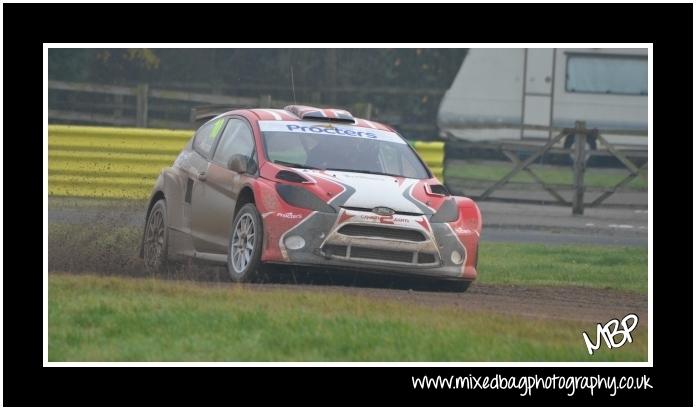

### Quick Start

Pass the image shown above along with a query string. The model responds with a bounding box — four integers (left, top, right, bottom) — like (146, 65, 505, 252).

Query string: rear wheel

(227, 203, 264, 282)
(143, 199, 169, 273)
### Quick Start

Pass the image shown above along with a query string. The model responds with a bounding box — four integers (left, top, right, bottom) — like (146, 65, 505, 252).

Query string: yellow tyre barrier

(48, 125, 192, 199)
(412, 141, 445, 181)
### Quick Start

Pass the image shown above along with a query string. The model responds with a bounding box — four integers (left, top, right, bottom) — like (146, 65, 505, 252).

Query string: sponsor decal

(379, 216, 395, 225)
(285, 124, 377, 139)
(276, 212, 303, 219)
(209, 118, 225, 140)
(455, 226, 471, 235)
(259, 121, 406, 144)
(358, 214, 410, 224)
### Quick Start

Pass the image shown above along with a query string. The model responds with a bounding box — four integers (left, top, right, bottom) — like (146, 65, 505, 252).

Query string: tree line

(48, 48, 468, 137)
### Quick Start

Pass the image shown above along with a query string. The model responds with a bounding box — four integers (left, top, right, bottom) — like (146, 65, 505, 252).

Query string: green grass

(445, 161, 648, 190)
(477, 242, 648, 293)
(48, 274, 647, 362)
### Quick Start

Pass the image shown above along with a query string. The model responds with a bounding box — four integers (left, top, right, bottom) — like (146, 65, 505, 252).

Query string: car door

(182, 117, 226, 248)
(190, 117, 257, 253)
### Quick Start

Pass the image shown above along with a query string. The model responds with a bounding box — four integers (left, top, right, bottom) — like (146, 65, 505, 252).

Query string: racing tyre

(227, 203, 264, 282)
(143, 199, 169, 273)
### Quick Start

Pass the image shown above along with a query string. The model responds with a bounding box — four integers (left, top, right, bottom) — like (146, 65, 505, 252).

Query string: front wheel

(227, 203, 264, 282)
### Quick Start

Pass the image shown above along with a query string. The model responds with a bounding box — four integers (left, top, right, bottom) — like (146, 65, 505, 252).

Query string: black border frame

(4, 2, 693, 407)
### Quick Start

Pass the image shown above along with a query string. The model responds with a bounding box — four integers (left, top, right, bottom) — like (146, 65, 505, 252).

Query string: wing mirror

(228, 154, 249, 174)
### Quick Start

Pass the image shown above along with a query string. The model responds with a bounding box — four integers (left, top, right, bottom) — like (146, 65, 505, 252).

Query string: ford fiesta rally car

(140, 105, 482, 291)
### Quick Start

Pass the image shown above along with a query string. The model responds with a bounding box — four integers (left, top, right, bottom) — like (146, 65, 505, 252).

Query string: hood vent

(276, 170, 309, 183)
(426, 184, 450, 196)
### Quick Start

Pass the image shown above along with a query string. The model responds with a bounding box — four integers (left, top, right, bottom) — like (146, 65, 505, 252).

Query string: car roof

(215, 106, 396, 132)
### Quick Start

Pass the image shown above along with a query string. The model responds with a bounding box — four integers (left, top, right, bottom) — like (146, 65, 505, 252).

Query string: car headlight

(276, 184, 336, 213)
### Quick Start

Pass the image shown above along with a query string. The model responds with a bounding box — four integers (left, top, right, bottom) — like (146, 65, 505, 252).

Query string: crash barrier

(411, 141, 445, 181)
(443, 121, 648, 215)
(48, 125, 191, 199)
(49, 125, 445, 199)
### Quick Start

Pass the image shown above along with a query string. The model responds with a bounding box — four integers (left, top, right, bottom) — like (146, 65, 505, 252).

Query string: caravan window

(566, 54, 648, 96)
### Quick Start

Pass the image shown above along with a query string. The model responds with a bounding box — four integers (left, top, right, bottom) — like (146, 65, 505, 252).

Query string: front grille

(341, 206, 422, 216)
(338, 224, 426, 242)
(322, 244, 347, 257)
(417, 253, 436, 264)
(320, 245, 439, 266)
(351, 246, 413, 263)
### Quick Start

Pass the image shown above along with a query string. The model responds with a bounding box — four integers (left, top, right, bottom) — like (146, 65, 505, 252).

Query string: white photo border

(42, 42, 653, 368)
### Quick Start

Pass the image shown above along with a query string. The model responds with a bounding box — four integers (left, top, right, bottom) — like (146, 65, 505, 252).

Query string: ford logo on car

(372, 206, 395, 216)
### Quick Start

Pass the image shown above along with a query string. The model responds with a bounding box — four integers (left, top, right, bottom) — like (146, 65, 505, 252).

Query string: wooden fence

(48, 80, 441, 135)
(444, 121, 648, 214)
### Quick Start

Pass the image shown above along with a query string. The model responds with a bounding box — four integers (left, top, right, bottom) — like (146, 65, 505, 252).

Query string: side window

(193, 117, 226, 157)
(566, 54, 648, 95)
(212, 118, 256, 170)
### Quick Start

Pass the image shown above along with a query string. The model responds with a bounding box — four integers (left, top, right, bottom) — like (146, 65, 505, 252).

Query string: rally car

(140, 105, 482, 291)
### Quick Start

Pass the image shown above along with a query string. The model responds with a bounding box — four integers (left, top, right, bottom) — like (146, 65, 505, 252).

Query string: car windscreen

(259, 121, 429, 179)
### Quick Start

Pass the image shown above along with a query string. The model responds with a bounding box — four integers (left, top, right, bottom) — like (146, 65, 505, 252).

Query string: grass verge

(445, 160, 648, 191)
(477, 242, 648, 293)
(48, 274, 647, 362)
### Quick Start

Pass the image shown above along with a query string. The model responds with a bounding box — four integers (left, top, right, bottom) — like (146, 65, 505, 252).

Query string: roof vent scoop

(284, 105, 355, 123)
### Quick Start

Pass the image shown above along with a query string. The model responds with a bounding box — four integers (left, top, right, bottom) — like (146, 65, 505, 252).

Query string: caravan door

(521, 48, 555, 140)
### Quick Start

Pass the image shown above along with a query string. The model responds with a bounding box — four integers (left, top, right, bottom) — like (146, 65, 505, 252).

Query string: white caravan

(437, 48, 648, 148)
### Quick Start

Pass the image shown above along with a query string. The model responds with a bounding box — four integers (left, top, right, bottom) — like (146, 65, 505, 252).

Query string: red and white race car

(140, 105, 482, 291)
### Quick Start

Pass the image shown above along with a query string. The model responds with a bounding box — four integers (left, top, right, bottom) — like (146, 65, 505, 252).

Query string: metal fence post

(572, 120, 586, 215)
(136, 83, 149, 127)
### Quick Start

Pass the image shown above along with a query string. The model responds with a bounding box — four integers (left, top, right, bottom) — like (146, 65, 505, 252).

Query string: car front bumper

(261, 208, 478, 281)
